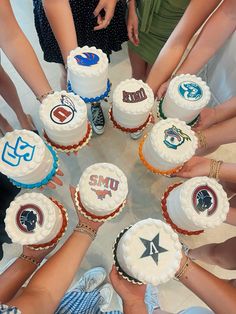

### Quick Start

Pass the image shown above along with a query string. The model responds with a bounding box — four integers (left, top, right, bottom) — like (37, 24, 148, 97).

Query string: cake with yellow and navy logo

(40, 91, 90, 151)
(140, 118, 198, 175)
(75, 163, 128, 221)
(0, 130, 58, 188)
(160, 74, 211, 125)
(113, 218, 182, 285)
(5, 192, 68, 248)
(165, 177, 229, 232)
(67, 46, 110, 102)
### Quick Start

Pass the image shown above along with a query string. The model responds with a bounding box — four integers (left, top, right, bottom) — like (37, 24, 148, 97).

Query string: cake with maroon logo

(75, 163, 128, 221)
(5, 192, 68, 249)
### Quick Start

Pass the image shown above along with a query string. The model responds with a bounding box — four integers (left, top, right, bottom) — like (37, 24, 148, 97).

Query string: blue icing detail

(178, 81, 203, 101)
(74, 52, 99, 67)
(67, 80, 111, 103)
(2, 137, 35, 167)
(163, 125, 191, 150)
(9, 144, 58, 189)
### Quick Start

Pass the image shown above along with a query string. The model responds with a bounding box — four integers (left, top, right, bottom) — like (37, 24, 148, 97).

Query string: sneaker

(99, 283, 114, 312)
(91, 103, 105, 135)
(145, 284, 160, 314)
(71, 267, 106, 293)
(130, 130, 143, 140)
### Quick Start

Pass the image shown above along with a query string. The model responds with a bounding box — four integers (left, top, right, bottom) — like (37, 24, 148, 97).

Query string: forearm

(43, 0, 77, 64)
(219, 163, 236, 183)
(226, 207, 236, 226)
(180, 260, 236, 314)
(123, 300, 147, 314)
(214, 96, 236, 123)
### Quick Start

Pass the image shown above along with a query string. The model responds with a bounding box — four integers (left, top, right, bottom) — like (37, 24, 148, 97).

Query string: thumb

(93, 2, 103, 17)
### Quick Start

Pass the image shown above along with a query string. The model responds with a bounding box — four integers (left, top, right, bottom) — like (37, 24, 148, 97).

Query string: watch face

(16, 204, 44, 233)
(178, 81, 203, 101)
(192, 185, 217, 216)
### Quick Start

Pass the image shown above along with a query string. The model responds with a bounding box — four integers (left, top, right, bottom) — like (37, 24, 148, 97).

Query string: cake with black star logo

(113, 218, 182, 285)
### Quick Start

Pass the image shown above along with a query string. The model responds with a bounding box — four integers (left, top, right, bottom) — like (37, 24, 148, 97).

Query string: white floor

(1, 1, 236, 312)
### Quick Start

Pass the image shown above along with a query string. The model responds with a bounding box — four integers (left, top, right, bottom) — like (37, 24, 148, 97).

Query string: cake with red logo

(5, 192, 68, 248)
(0, 130, 58, 188)
(113, 218, 182, 285)
(75, 163, 128, 221)
(39, 91, 91, 152)
(159, 74, 211, 125)
(111, 79, 154, 132)
(67, 46, 110, 102)
(139, 118, 198, 175)
(162, 177, 229, 232)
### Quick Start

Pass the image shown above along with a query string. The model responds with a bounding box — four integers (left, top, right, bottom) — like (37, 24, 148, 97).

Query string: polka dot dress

(33, 0, 128, 64)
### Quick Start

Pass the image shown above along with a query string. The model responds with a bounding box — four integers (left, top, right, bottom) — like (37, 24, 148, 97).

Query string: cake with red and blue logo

(40, 91, 91, 152)
(5, 192, 68, 248)
(0, 130, 58, 188)
(75, 163, 128, 221)
(67, 46, 110, 102)
(160, 74, 211, 125)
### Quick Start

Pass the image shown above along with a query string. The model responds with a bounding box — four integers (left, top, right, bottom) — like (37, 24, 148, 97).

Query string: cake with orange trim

(5, 192, 67, 247)
(76, 163, 128, 220)
(140, 118, 198, 175)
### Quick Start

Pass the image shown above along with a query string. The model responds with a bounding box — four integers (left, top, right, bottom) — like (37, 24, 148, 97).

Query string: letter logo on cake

(16, 204, 44, 233)
(89, 175, 119, 200)
(192, 185, 217, 216)
(140, 234, 168, 265)
(2, 137, 35, 167)
(163, 125, 191, 150)
(74, 52, 99, 67)
(122, 88, 147, 103)
(178, 81, 203, 101)
(50, 95, 77, 124)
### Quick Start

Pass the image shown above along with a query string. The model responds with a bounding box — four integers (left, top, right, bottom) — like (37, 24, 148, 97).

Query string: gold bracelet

(74, 223, 97, 241)
(209, 159, 223, 181)
(175, 257, 190, 280)
(19, 253, 41, 267)
(36, 90, 54, 103)
(196, 131, 207, 149)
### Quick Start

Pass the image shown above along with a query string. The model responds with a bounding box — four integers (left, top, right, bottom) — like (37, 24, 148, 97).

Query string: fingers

(51, 175, 63, 186)
(93, 2, 103, 17)
(57, 169, 64, 177)
(69, 185, 77, 207)
(94, 17, 111, 31)
(128, 25, 139, 46)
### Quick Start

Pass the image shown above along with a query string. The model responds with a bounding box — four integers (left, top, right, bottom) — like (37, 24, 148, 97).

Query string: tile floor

(1, 1, 236, 312)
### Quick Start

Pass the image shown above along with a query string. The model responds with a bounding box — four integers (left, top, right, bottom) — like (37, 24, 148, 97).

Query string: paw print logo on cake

(192, 185, 217, 216)
(50, 95, 77, 125)
(17, 204, 44, 233)
(178, 81, 203, 101)
(163, 125, 191, 150)
(74, 52, 100, 67)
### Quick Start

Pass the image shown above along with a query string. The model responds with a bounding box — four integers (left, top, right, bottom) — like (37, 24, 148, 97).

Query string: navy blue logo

(192, 186, 217, 216)
(16, 204, 44, 233)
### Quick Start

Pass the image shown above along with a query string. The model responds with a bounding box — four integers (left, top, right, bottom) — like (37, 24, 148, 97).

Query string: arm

(0, 0, 52, 99)
(42, 0, 77, 64)
(127, 0, 139, 46)
(93, 0, 118, 31)
(146, 0, 221, 94)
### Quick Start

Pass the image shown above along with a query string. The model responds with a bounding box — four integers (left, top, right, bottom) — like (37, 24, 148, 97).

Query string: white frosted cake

(161, 74, 211, 124)
(77, 163, 128, 218)
(141, 118, 198, 173)
(114, 219, 182, 285)
(40, 91, 88, 147)
(112, 79, 154, 129)
(0, 130, 57, 187)
(67, 46, 108, 99)
(5, 192, 66, 246)
(166, 177, 229, 231)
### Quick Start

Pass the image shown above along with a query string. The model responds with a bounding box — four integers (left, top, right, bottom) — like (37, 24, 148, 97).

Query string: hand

(109, 265, 146, 306)
(156, 79, 170, 100)
(23, 244, 56, 264)
(194, 107, 217, 131)
(93, 0, 117, 31)
(40, 169, 64, 190)
(69, 185, 103, 231)
(175, 156, 211, 178)
(127, 9, 139, 46)
(66, 151, 78, 156)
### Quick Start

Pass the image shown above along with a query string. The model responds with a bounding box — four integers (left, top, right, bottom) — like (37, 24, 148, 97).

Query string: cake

(164, 177, 229, 232)
(0, 130, 58, 188)
(113, 218, 182, 285)
(39, 91, 90, 150)
(140, 118, 198, 175)
(111, 79, 154, 131)
(5, 192, 68, 247)
(67, 46, 109, 101)
(76, 163, 128, 220)
(160, 74, 211, 125)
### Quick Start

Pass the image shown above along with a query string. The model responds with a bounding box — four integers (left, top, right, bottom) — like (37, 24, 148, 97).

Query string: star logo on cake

(139, 234, 168, 265)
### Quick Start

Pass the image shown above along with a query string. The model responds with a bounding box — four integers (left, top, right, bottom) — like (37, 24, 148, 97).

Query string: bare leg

(128, 47, 148, 81)
(0, 65, 33, 130)
(0, 113, 13, 133)
(60, 65, 67, 90)
(189, 237, 236, 270)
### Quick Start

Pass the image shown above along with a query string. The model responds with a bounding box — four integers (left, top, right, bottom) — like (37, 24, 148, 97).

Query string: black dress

(33, 0, 128, 64)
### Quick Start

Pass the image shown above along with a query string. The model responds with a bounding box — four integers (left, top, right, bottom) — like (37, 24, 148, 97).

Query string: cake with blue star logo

(160, 74, 211, 125)
(113, 218, 182, 285)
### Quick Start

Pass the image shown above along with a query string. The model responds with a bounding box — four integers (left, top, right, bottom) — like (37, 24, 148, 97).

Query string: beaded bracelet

(175, 256, 190, 280)
(209, 159, 223, 181)
(74, 223, 97, 241)
(19, 253, 41, 267)
(196, 131, 207, 149)
(36, 90, 54, 103)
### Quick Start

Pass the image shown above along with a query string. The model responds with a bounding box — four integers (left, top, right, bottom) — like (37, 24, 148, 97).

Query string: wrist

(19, 253, 41, 267)
(74, 222, 97, 240)
(123, 299, 146, 310)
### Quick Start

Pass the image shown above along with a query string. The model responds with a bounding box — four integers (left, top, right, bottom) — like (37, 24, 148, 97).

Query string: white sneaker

(71, 267, 106, 292)
(99, 283, 114, 312)
(145, 284, 160, 314)
(130, 130, 143, 140)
